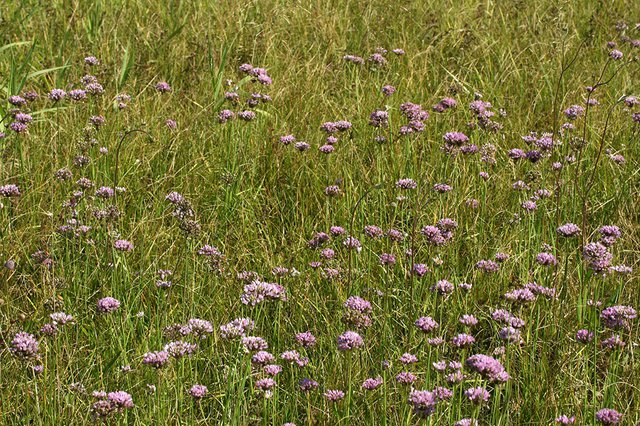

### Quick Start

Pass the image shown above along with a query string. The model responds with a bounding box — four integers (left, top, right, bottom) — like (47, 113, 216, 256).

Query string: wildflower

(381, 85, 396, 96)
(399, 353, 418, 364)
(0, 184, 20, 197)
(465, 354, 509, 382)
(164, 341, 197, 358)
(576, 329, 594, 343)
(238, 110, 256, 121)
(241, 336, 268, 352)
(10, 332, 39, 360)
(555, 415, 576, 424)
(595, 408, 622, 424)
(48, 88, 66, 101)
(557, 223, 581, 237)
(97, 297, 120, 313)
(583, 242, 612, 273)
(220, 318, 254, 339)
(188, 385, 208, 399)
(536, 252, 557, 266)
(142, 351, 170, 368)
(415, 316, 439, 333)
(299, 378, 319, 391)
(475, 259, 500, 273)
(324, 390, 345, 401)
(465, 387, 490, 404)
(451, 333, 475, 348)
(362, 377, 383, 390)
(114, 239, 133, 252)
(396, 371, 417, 384)
(408, 390, 437, 418)
(600, 305, 636, 329)
(155, 82, 172, 92)
(337, 331, 364, 351)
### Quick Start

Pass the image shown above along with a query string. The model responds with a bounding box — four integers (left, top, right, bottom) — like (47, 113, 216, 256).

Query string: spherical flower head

(396, 371, 417, 384)
(368, 53, 387, 65)
(451, 333, 475, 348)
(609, 49, 623, 60)
(155, 81, 172, 93)
(555, 415, 576, 424)
(164, 340, 197, 358)
(583, 242, 613, 273)
(188, 384, 208, 399)
(369, 110, 389, 127)
(69, 89, 87, 101)
(294, 141, 310, 152)
(465, 387, 490, 404)
(9, 122, 28, 133)
(443, 131, 469, 145)
(459, 314, 478, 326)
(379, 253, 396, 266)
(295, 331, 316, 348)
(279, 134, 296, 145)
(344, 296, 372, 313)
(241, 336, 268, 352)
(337, 330, 363, 351)
(475, 259, 500, 273)
(433, 183, 452, 193)
(48, 88, 66, 101)
(8, 95, 27, 106)
(97, 297, 120, 313)
(84, 56, 100, 65)
(165, 119, 177, 130)
(361, 376, 383, 390)
(324, 185, 341, 196)
(238, 110, 257, 121)
(563, 105, 585, 120)
(299, 378, 319, 392)
(465, 354, 509, 382)
(455, 419, 478, 426)
(50, 312, 74, 325)
(408, 390, 437, 417)
(114, 239, 134, 252)
(600, 305, 637, 329)
(395, 178, 417, 189)
(595, 408, 622, 425)
(343, 236, 361, 251)
(399, 353, 418, 364)
(557, 223, 581, 237)
(536, 252, 557, 267)
(381, 85, 396, 96)
(415, 316, 438, 333)
(324, 389, 345, 402)
(432, 279, 455, 295)
(252, 351, 275, 365)
(187, 318, 214, 338)
(218, 109, 235, 123)
(107, 391, 134, 409)
(412, 264, 430, 277)
(0, 184, 21, 197)
(142, 351, 170, 368)
(10, 332, 39, 360)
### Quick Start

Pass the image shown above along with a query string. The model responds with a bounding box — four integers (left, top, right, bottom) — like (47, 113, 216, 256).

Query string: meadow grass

(1, 0, 639, 424)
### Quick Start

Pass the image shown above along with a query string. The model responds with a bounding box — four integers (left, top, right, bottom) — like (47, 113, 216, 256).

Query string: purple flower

(464, 387, 490, 404)
(583, 242, 612, 273)
(396, 371, 417, 384)
(451, 333, 475, 348)
(408, 390, 437, 418)
(279, 134, 296, 145)
(399, 353, 418, 364)
(475, 259, 500, 273)
(369, 110, 389, 127)
(465, 354, 509, 382)
(555, 415, 576, 424)
(395, 178, 417, 189)
(381, 85, 396, 96)
(142, 351, 170, 368)
(10, 332, 39, 360)
(299, 378, 319, 392)
(241, 336, 268, 352)
(536, 252, 557, 266)
(188, 384, 208, 399)
(219, 318, 254, 339)
(164, 340, 197, 358)
(155, 81, 172, 93)
(114, 239, 134, 252)
(337, 331, 363, 351)
(557, 223, 581, 237)
(292, 332, 315, 349)
(576, 329, 594, 343)
(609, 50, 623, 60)
(432, 279, 455, 295)
(238, 110, 256, 121)
(415, 316, 439, 333)
(255, 378, 277, 391)
(0, 184, 20, 197)
(48, 88, 66, 101)
(107, 391, 134, 409)
(324, 389, 345, 401)
(97, 297, 120, 313)
(600, 305, 636, 329)
(595, 408, 622, 425)
(362, 377, 383, 390)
